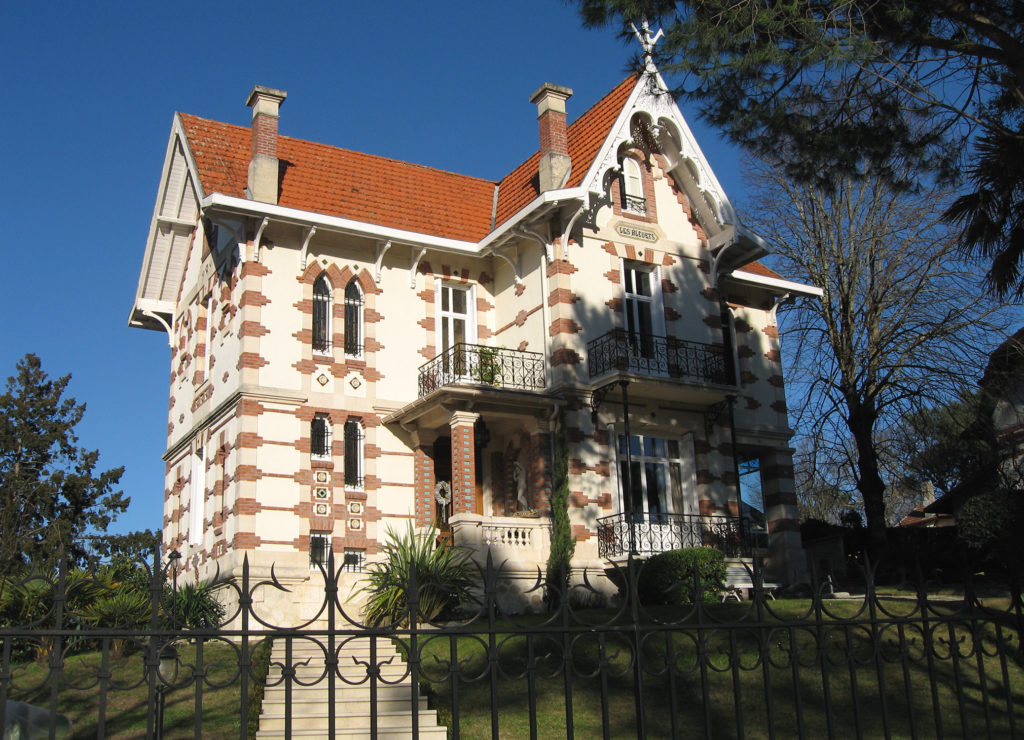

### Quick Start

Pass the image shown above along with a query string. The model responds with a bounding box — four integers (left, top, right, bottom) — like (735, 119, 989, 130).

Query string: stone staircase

(255, 602, 447, 738)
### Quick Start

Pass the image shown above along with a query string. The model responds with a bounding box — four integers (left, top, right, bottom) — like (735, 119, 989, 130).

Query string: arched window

(621, 158, 646, 215)
(311, 414, 331, 459)
(344, 279, 364, 357)
(344, 419, 364, 489)
(312, 275, 332, 353)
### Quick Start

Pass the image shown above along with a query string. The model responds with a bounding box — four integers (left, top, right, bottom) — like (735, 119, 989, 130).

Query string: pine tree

(0, 354, 127, 577)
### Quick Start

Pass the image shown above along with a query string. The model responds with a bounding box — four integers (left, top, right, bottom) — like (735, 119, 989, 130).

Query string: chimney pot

(530, 83, 573, 192)
(246, 85, 287, 204)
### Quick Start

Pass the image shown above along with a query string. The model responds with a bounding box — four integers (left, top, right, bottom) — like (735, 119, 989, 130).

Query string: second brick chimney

(246, 85, 287, 204)
(530, 83, 573, 192)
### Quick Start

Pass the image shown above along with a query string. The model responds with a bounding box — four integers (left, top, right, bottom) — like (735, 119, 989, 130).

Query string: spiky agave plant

(361, 522, 477, 627)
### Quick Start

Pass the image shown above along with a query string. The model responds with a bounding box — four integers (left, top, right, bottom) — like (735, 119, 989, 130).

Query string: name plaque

(615, 224, 658, 242)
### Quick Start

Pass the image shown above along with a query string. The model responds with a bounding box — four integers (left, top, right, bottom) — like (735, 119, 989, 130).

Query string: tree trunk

(848, 403, 889, 565)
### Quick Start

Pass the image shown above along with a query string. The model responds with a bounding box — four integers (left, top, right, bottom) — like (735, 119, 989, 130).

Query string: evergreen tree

(0, 354, 127, 577)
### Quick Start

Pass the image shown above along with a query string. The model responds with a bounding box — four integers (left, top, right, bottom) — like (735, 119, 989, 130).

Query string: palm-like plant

(361, 522, 477, 627)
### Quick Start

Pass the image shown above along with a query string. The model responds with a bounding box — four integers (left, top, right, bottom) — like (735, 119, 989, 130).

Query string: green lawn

(407, 599, 1024, 739)
(4, 638, 271, 739)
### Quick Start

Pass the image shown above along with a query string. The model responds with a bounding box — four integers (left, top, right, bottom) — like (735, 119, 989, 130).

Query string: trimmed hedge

(636, 548, 727, 606)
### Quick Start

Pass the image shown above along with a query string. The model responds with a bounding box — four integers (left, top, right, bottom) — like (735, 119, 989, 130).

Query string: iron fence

(587, 329, 731, 385)
(418, 343, 546, 397)
(597, 512, 753, 559)
(0, 551, 1021, 739)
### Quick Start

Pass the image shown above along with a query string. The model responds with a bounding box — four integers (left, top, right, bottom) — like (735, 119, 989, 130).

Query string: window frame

(312, 274, 332, 355)
(612, 431, 698, 522)
(309, 532, 331, 569)
(620, 157, 646, 215)
(343, 419, 364, 490)
(311, 414, 332, 460)
(188, 445, 206, 546)
(343, 279, 364, 358)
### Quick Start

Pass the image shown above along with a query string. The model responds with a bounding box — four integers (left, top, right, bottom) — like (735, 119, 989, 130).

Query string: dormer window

(621, 158, 646, 215)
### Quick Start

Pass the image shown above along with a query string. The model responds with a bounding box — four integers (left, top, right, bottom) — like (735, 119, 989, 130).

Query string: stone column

(761, 447, 807, 583)
(450, 412, 479, 516)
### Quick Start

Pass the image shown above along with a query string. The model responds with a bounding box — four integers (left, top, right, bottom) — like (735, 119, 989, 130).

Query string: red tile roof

(179, 75, 640, 242)
(736, 261, 783, 280)
(494, 75, 638, 227)
(179, 114, 497, 242)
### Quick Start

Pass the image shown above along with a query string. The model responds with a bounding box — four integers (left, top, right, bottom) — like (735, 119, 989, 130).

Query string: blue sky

(0, 1, 748, 536)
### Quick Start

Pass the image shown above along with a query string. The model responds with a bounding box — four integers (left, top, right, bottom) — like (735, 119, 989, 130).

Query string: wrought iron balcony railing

(623, 194, 647, 215)
(587, 329, 732, 385)
(597, 512, 753, 559)
(418, 343, 546, 397)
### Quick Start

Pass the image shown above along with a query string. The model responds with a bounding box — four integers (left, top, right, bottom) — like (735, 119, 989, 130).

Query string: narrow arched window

(344, 279, 364, 357)
(312, 275, 332, 353)
(621, 158, 646, 215)
(344, 419, 364, 489)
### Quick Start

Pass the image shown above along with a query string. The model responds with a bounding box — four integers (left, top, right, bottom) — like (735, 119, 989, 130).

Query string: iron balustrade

(417, 342, 546, 397)
(623, 194, 647, 215)
(597, 511, 753, 558)
(587, 328, 731, 384)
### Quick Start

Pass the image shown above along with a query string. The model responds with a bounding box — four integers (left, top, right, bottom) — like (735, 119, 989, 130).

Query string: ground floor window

(342, 549, 365, 572)
(738, 453, 769, 546)
(310, 533, 331, 569)
(617, 434, 692, 522)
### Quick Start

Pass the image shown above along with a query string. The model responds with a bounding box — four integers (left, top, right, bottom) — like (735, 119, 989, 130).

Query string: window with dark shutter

(310, 533, 330, 568)
(313, 275, 331, 353)
(344, 280, 363, 356)
(311, 415, 330, 458)
(344, 419, 363, 488)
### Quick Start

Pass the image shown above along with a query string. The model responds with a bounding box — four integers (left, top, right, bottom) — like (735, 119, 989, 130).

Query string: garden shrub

(636, 548, 726, 606)
(362, 522, 477, 626)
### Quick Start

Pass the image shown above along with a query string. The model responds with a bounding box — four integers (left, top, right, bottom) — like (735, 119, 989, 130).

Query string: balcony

(418, 343, 546, 398)
(587, 329, 731, 385)
(596, 512, 753, 559)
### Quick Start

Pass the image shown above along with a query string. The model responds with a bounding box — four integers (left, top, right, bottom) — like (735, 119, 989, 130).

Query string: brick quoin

(571, 524, 591, 542)
(763, 325, 779, 338)
(550, 348, 581, 367)
(546, 260, 578, 277)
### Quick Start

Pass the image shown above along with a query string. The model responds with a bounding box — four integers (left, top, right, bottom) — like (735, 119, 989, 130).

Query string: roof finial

(630, 19, 664, 74)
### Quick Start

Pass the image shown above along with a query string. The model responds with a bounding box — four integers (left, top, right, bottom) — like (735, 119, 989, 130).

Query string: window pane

(652, 438, 666, 457)
(452, 288, 466, 314)
(645, 462, 666, 520)
(629, 435, 641, 457)
(454, 318, 465, 345)
(441, 287, 449, 312)
(668, 439, 680, 459)
(669, 462, 684, 514)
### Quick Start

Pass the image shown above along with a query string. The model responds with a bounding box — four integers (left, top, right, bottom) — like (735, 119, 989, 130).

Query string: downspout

(514, 225, 553, 389)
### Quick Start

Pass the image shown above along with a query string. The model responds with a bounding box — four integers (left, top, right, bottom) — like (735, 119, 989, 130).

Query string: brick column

(450, 412, 479, 516)
(414, 444, 435, 526)
(761, 448, 807, 583)
(530, 420, 554, 515)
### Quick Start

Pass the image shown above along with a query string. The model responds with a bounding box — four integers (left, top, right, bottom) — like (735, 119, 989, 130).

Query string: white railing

(449, 513, 551, 568)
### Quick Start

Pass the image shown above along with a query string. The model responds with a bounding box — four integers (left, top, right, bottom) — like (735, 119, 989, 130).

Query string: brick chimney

(530, 83, 573, 192)
(245, 85, 287, 204)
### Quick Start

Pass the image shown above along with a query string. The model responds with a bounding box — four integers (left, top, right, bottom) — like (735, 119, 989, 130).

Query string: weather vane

(631, 19, 664, 73)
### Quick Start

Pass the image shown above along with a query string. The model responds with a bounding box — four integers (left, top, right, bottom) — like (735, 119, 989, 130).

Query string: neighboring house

(896, 505, 955, 529)
(130, 63, 819, 617)
(926, 327, 1024, 522)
